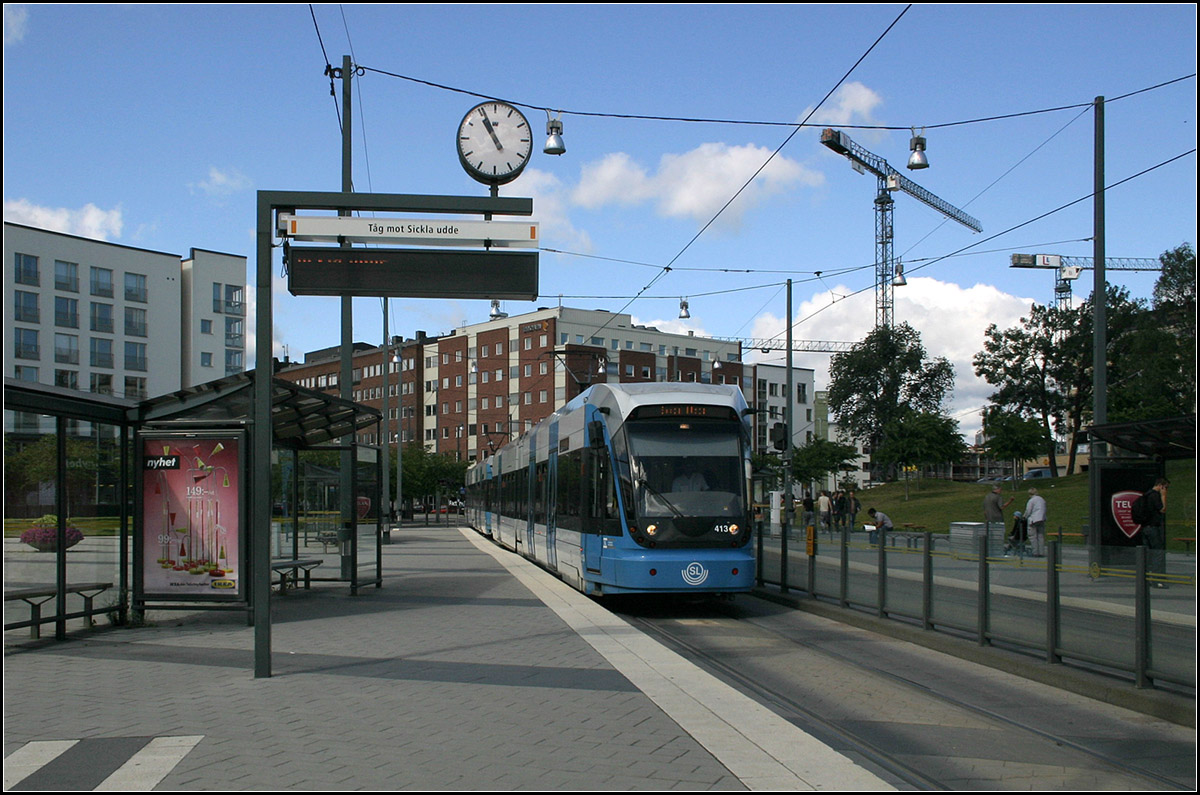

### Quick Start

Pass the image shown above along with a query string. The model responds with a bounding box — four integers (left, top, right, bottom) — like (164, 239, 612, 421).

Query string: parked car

(1022, 467, 1056, 480)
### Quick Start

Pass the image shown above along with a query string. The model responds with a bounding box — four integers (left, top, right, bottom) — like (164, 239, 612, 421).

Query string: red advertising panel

(140, 434, 242, 600)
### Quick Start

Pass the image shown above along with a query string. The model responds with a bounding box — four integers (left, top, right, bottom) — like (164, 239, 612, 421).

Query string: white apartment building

(751, 361, 817, 455)
(4, 222, 246, 401)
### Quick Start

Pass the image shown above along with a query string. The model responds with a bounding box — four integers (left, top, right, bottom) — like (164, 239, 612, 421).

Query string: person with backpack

(1135, 478, 1170, 587)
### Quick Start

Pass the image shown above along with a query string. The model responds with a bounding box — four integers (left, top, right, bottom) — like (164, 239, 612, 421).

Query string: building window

(125, 341, 147, 371)
(55, 369, 79, 390)
(201, 318, 213, 334)
(90, 338, 113, 368)
(125, 272, 147, 303)
(90, 302, 113, 333)
(201, 352, 213, 368)
(55, 260, 79, 292)
(125, 307, 148, 337)
(225, 316, 243, 348)
(14, 365, 38, 382)
(14, 253, 39, 286)
(55, 296, 79, 328)
(14, 328, 39, 360)
(54, 333, 79, 365)
(13, 290, 39, 323)
(90, 267, 114, 297)
(125, 376, 147, 400)
(90, 373, 113, 395)
(224, 284, 243, 315)
(225, 349, 243, 374)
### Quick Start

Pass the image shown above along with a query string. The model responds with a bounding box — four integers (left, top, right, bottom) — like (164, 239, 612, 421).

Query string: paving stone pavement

(4, 524, 889, 791)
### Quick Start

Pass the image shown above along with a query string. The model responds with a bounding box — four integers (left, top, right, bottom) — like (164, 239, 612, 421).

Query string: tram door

(581, 439, 608, 583)
(546, 452, 558, 571)
(525, 459, 537, 553)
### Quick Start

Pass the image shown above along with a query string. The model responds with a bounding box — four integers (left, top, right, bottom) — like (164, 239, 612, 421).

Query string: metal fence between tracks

(755, 523, 1195, 691)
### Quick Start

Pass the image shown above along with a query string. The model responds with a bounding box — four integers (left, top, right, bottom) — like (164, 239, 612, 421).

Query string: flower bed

(19, 516, 84, 552)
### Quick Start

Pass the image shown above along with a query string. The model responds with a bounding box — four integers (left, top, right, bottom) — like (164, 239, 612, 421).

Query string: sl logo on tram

(682, 562, 709, 586)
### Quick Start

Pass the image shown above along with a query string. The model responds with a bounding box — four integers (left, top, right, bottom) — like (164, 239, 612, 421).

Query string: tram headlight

(645, 524, 658, 536)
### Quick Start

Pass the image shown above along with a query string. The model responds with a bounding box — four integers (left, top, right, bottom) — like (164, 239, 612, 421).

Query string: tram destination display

(286, 246, 538, 300)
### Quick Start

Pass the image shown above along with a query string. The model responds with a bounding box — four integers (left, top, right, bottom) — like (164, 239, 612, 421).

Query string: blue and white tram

(465, 383, 755, 596)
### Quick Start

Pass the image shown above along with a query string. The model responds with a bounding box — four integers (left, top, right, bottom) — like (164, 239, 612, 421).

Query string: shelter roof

(1086, 414, 1195, 460)
(4, 373, 379, 448)
(135, 372, 379, 448)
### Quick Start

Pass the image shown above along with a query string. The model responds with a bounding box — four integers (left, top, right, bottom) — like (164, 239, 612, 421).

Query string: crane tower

(820, 129, 982, 330)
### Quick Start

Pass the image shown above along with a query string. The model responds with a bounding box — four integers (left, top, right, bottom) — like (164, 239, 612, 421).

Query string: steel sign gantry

(820, 128, 982, 330)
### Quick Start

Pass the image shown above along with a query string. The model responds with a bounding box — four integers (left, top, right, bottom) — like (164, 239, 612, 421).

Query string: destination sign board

(278, 214, 538, 248)
(286, 246, 538, 300)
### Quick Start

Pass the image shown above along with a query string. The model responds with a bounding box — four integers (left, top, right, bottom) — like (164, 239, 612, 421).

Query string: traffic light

(770, 422, 788, 451)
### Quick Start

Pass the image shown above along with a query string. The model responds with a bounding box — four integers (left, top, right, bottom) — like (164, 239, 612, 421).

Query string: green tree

(399, 443, 469, 508)
(980, 407, 1052, 487)
(828, 322, 954, 481)
(873, 410, 967, 493)
(791, 438, 860, 488)
(974, 302, 1079, 473)
(1108, 243, 1196, 420)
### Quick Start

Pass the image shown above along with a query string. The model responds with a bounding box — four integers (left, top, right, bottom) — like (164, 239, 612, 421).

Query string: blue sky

(4, 4, 1196, 438)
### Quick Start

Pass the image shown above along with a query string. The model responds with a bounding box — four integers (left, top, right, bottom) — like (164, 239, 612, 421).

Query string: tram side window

(556, 450, 582, 532)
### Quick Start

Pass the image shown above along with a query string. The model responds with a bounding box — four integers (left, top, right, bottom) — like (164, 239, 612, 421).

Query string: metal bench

(4, 582, 113, 638)
(270, 559, 323, 592)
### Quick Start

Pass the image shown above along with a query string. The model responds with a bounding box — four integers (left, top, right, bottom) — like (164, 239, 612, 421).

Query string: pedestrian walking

(984, 484, 1013, 547)
(1024, 488, 1047, 556)
(846, 490, 861, 532)
(817, 491, 832, 537)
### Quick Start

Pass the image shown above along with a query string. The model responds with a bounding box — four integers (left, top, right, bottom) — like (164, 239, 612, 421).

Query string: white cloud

(748, 276, 1036, 440)
(4, 5, 28, 47)
(803, 81, 885, 127)
(511, 168, 592, 253)
(572, 143, 822, 228)
(192, 166, 253, 197)
(4, 198, 123, 240)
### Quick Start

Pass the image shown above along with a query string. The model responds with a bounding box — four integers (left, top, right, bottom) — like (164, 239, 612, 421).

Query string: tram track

(616, 595, 1193, 791)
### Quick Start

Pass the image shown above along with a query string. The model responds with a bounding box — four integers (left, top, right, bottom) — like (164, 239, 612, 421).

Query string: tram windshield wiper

(637, 478, 685, 520)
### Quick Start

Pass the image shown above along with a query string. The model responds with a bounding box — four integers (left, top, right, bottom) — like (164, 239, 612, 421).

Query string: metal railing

(756, 522, 1195, 690)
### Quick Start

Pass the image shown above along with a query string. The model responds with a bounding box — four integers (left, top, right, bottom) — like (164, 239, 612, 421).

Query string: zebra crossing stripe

(94, 735, 204, 791)
(3, 741, 78, 789)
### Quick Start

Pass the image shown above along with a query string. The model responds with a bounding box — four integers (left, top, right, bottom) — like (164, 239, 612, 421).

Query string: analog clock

(457, 101, 533, 186)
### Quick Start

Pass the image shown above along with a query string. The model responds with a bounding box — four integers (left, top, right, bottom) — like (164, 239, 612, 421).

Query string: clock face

(457, 102, 533, 185)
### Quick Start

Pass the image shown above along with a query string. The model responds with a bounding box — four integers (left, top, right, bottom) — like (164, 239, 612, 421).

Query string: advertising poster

(141, 435, 242, 599)
(1092, 460, 1159, 567)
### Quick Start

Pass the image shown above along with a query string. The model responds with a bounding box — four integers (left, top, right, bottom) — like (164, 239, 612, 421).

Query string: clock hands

(479, 109, 504, 152)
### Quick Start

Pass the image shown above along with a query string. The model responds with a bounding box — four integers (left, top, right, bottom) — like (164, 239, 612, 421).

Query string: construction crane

(1010, 253, 1161, 310)
(820, 128, 982, 330)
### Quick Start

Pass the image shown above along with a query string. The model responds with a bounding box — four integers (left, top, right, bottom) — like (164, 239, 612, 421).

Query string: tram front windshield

(624, 419, 746, 532)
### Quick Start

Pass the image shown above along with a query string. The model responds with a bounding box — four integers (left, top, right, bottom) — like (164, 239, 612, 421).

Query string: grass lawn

(852, 458, 1195, 551)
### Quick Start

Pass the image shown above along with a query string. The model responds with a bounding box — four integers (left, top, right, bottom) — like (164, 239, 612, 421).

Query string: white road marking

(3, 740, 78, 789)
(94, 735, 204, 791)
